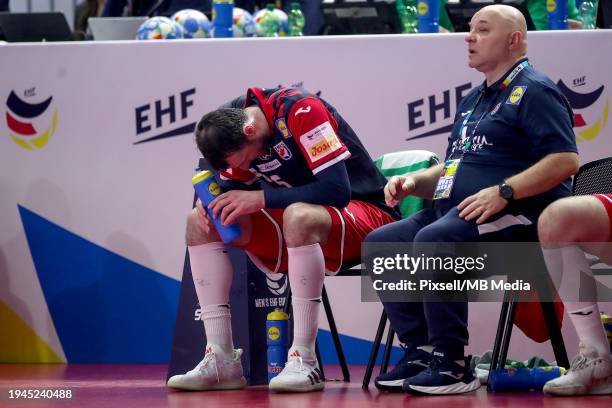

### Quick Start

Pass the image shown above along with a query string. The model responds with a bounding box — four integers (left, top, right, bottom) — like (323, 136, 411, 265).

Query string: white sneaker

(543, 343, 612, 396)
(268, 347, 325, 392)
(167, 345, 247, 391)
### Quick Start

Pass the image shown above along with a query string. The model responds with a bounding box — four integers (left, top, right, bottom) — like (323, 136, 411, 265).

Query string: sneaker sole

(167, 377, 247, 391)
(375, 379, 406, 392)
(544, 380, 612, 396)
(407, 378, 481, 395)
(268, 382, 325, 393)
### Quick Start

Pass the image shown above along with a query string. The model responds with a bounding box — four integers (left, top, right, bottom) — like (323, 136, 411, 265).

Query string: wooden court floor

(0, 364, 610, 408)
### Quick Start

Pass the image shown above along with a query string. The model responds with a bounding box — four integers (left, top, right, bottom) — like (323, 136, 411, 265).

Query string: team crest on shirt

(490, 102, 501, 116)
(273, 141, 292, 160)
(275, 118, 292, 139)
(506, 86, 527, 105)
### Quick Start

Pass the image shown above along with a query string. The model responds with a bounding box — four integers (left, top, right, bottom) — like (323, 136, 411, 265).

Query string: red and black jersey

(219, 87, 395, 217)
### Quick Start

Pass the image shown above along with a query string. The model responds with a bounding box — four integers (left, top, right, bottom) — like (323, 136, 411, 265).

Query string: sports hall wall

(1, 31, 611, 363)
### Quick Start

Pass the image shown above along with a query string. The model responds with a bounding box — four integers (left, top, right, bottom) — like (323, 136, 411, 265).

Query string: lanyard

(458, 60, 529, 154)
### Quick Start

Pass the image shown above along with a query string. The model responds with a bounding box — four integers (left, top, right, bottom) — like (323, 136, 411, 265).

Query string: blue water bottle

(547, 0, 568, 30)
(192, 170, 242, 244)
(489, 367, 565, 392)
(213, 0, 234, 37)
(267, 309, 289, 382)
(417, 0, 440, 33)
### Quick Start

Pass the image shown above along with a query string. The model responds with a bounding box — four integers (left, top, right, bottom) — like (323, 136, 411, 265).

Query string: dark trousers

(365, 206, 538, 359)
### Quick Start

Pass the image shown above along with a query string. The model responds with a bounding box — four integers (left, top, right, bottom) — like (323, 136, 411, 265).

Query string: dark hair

(195, 108, 248, 170)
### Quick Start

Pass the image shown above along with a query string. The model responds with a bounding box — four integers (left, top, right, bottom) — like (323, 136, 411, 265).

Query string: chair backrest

(375, 150, 439, 219)
(572, 157, 612, 195)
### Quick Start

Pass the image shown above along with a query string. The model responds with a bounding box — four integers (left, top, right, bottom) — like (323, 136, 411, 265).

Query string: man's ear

(243, 121, 257, 139)
(509, 31, 521, 48)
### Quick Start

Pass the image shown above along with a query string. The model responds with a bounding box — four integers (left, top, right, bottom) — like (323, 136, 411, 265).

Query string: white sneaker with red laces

(268, 347, 325, 392)
(543, 343, 612, 396)
(167, 345, 247, 391)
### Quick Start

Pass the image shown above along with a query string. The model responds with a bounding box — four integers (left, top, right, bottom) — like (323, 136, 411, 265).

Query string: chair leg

(322, 285, 350, 382)
(490, 290, 511, 372)
(488, 290, 516, 390)
(380, 327, 395, 375)
(499, 294, 518, 368)
(315, 339, 325, 381)
(283, 285, 292, 314)
(541, 301, 570, 369)
(362, 310, 387, 389)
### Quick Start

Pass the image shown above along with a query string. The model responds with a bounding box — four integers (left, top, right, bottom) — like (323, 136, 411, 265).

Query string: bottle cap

(192, 170, 214, 185)
(267, 309, 289, 320)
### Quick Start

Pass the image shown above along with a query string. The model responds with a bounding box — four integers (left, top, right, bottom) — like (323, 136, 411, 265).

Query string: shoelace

(285, 356, 305, 373)
(427, 355, 444, 372)
(197, 352, 220, 381)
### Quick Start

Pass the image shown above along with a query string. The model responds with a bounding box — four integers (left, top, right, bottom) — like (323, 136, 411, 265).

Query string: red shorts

(235, 201, 395, 275)
(594, 194, 612, 241)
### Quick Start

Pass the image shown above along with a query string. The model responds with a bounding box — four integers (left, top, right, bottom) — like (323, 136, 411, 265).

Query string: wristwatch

(498, 182, 514, 201)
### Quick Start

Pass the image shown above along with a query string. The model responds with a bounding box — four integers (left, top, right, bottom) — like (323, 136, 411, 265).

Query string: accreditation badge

(433, 159, 461, 200)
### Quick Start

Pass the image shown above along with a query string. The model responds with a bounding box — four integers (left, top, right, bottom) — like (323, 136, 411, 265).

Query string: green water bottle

(288, 3, 305, 36)
(260, 3, 280, 37)
(579, 0, 598, 29)
(396, 0, 418, 34)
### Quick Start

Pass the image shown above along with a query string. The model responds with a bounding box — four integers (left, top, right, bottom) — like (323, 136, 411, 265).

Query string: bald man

(367, 5, 578, 395)
(537, 195, 612, 396)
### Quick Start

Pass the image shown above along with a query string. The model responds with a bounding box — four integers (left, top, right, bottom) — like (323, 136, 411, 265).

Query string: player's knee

(185, 208, 216, 246)
(283, 203, 327, 246)
(538, 199, 577, 244)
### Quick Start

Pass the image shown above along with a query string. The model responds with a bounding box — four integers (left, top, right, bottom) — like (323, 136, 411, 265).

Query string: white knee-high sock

(288, 244, 325, 355)
(188, 242, 234, 355)
(543, 245, 609, 357)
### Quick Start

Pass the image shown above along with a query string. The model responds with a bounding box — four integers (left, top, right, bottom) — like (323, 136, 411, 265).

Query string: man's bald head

(473, 5, 527, 55)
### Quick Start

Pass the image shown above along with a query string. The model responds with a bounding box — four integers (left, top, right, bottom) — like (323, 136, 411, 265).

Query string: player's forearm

(504, 152, 579, 200)
(412, 163, 444, 199)
(264, 162, 351, 208)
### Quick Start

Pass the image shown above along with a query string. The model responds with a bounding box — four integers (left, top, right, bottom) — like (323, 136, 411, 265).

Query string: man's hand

(194, 199, 215, 234)
(209, 190, 265, 226)
(384, 176, 416, 207)
(457, 186, 508, 224)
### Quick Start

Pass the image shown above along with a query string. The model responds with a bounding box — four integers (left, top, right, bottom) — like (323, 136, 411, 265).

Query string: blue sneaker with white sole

(403, 350, 480, 395)
(374, 346, 432, 392)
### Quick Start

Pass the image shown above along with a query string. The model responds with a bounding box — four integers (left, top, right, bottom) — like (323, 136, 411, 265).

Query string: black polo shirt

(441, 58, 578, 217)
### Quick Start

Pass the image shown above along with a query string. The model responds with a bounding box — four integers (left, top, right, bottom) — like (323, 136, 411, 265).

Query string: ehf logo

(405, 82, 473, 141)
(557, 78, 608, 142)
(134, 88, 196, 145)
(5, 88, 57, 150)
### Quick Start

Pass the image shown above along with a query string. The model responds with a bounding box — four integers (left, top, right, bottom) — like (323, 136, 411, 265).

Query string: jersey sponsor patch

(300, 121, 343, 163)
(256, 159, 282, 172)
(506, 86, 527, 105)
(273, 141, 292, 160)
(275, 118, 292, 139)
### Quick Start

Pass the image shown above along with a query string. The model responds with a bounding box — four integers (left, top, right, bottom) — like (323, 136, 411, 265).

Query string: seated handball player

(538, 194, 612, 395)
(366, 5, 579, 395)
(166, 86, 398, 392)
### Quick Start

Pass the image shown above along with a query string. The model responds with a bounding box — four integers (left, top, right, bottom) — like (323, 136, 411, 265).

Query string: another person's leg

(402, 207, 480, 395)
(364, 208, 439, 391)
(538, 195, 612, 396)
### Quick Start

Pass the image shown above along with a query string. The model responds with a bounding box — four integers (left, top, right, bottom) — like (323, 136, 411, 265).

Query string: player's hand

(194, 199, 215, 234)
(384, 176, 416, 207)
(457, 186, 508, 224)
(209, 190, 265, 226)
